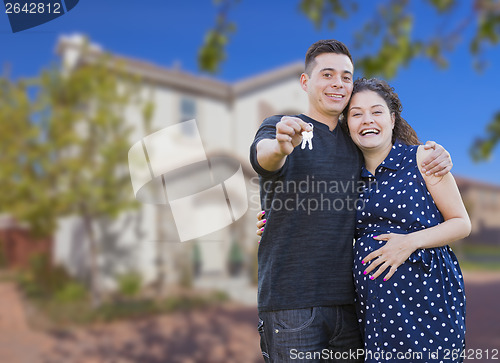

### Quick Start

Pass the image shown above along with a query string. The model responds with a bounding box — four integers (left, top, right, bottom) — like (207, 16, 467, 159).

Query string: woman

(257, 78, 470, 362)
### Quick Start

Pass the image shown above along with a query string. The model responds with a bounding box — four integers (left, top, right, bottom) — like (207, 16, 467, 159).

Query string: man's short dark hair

(305, 39, 353, 75)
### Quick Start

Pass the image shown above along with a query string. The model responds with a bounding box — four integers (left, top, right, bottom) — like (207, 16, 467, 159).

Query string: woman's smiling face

(347, 90, 395, 152)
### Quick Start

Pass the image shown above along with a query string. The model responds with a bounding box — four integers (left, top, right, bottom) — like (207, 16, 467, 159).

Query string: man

(250, 39, 451, 362)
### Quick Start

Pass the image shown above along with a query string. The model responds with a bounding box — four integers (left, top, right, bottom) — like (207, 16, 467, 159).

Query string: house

(0, 215, 52, 270)
(455, 176, 500, 245)
(52, 34, 307, 300)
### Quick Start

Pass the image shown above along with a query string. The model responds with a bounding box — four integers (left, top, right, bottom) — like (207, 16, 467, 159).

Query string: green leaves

(0, 77, 54, 236)
(198, 0, 496, 79)
(425, 0, 456, 13)
(0, 51, 141, 236)
(299, 0, 355, 29)
(198, 0, 239, 74)
(198, 0, 500, 159)
(471, 112, 500, 162)
(470, 11, 500, 59)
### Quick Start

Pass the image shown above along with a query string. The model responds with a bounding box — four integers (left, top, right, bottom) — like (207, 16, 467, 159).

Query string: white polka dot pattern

(353, 143, 466, 363)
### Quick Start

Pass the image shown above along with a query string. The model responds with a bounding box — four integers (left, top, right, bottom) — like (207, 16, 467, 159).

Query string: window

(180, 97, 197, 136)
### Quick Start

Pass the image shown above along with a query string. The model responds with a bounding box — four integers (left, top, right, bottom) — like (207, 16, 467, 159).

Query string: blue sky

(1, 0, 499, 184)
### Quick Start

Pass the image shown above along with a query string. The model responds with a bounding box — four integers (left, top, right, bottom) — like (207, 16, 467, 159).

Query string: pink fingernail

(262, 219, 267, 223)
(370, 276, 374, 280)
(258, 240, 261, 244)
(361, 260, 365, 264)
(260, 228, 264, 232)
(262, 211, 266, 215)
(363, 271, 367, 275)
(383, 278, 387, 281)
(373, 235, 378, 238)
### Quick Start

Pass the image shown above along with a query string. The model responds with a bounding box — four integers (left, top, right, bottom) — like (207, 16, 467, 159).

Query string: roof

(455, 175, 500, 193)
(0, 214, 29, 230)
(56, 34, 304, 102)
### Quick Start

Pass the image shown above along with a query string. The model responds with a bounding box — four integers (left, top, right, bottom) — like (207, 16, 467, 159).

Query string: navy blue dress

(353, 142, 466, 363)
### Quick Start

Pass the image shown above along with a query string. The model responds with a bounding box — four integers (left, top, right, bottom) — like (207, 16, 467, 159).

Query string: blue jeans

(258, 305, 364, 363)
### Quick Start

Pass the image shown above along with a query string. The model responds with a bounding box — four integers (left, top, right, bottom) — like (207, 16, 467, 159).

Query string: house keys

(301, 123, 314, 150)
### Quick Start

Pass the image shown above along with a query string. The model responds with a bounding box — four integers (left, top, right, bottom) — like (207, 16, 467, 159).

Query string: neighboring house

(455, 176, 500, 245)
(0, 215, 51, 270)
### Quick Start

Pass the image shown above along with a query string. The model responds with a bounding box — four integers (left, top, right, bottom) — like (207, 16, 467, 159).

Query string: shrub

(117, 271, 142, 298)
(0, 241, 6, 268)
(54, 282, 87, 303)
(17, 253, 75, 299)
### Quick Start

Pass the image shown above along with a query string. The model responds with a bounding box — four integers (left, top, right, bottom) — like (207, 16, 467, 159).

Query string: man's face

(301, 53, 354, 122)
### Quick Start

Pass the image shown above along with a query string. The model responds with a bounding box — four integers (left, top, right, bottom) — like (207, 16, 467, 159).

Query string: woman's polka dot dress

(353, 142, 466, 363)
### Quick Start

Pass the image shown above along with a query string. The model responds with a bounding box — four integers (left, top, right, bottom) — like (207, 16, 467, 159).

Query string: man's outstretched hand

(275, 116, 313, 156)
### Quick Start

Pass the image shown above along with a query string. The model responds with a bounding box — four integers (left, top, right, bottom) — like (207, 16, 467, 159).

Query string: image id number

(442, 348, 498, 360)
(5, 2, 61, 14)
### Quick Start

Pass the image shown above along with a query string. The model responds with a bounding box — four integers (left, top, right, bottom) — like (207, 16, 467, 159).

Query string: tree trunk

(81, 203, 101, 308)
(155, 207, 166, 299)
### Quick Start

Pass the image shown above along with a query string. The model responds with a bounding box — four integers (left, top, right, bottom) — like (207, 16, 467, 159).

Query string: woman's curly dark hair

(342, 78, 421, 145)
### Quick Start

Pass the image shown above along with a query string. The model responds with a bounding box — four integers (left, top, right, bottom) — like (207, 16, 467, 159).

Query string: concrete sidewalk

(0, 283, 50, 363)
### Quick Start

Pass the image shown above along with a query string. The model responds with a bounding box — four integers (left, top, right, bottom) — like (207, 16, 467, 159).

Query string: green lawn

(458, 244, 500, 271)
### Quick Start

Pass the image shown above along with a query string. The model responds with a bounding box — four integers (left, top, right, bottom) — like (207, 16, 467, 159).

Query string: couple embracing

(250, 39, 470, 363)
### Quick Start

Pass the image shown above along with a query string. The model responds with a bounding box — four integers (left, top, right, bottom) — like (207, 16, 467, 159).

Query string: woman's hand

(256, 210, 266, 241)
(362, 233, 418, 281)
